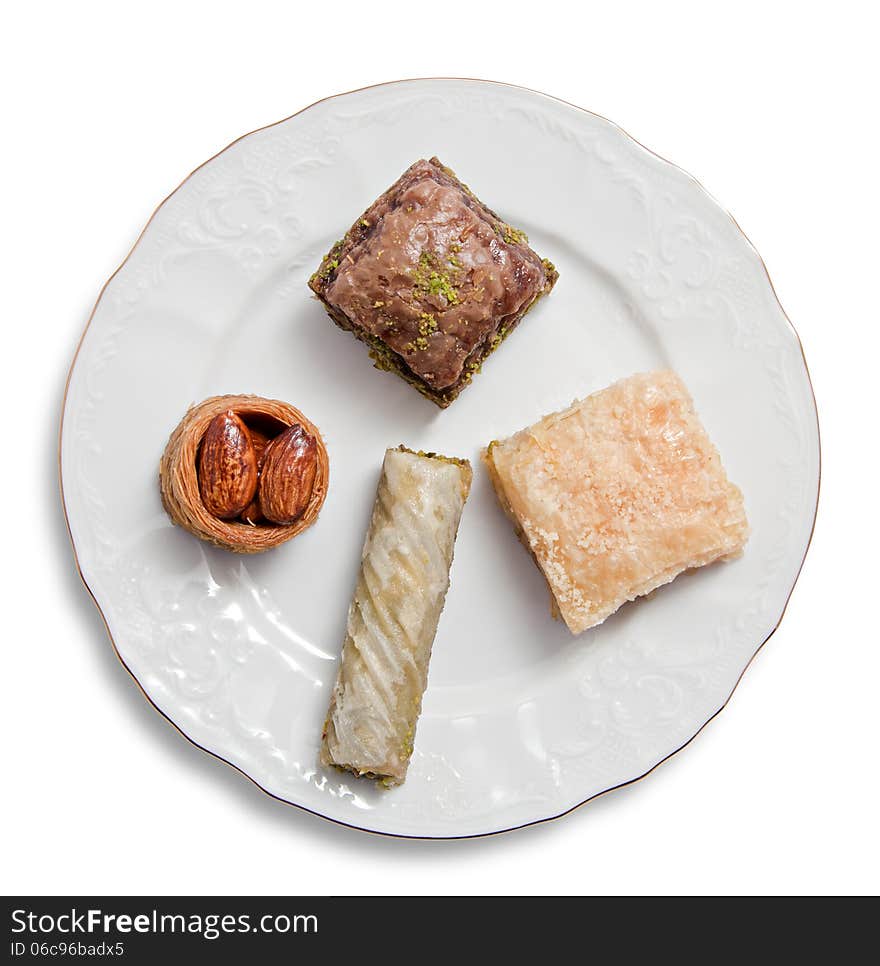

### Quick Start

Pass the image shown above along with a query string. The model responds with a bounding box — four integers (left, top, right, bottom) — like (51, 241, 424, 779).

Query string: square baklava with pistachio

(308, 157, 558, 407)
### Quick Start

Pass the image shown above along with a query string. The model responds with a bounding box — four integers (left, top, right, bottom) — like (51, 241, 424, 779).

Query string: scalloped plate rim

(59, 77, 820, 839)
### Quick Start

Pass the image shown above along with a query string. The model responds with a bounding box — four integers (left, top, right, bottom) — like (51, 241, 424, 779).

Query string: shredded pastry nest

(159, 394, 329, 553)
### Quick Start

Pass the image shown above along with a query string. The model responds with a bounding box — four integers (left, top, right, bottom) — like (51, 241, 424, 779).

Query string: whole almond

(240, 497, 264, 525)
(238, 426, 270, 524)
(258, 424, 318, 525)
(248, 426, 271, 470)
(198, 411, 258, 519)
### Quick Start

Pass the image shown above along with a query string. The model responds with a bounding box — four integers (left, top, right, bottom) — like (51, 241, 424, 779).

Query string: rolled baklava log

(321, 446, 472, 785)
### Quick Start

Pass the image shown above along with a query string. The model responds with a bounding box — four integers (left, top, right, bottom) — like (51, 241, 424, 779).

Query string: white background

(3, 0, 878, 896)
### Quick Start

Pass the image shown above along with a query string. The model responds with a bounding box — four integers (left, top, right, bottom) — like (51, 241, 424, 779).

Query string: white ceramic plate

(61, 79, 819, 838)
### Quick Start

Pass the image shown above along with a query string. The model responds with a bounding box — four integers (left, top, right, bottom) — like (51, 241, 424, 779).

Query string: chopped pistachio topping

(411, 251, 459, 305)
(418, 312, 438, 336)
(489, 325, 509, 351)
(395, 444, 469, 468)
(310, 239, 345, 283)
(497, 222, 528, 246)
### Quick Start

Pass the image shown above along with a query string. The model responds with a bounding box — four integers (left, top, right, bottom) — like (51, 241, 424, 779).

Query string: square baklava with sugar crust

(484, 370, 749, 634)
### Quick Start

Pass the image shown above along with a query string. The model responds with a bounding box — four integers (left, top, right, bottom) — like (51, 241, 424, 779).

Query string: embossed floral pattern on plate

(61, 79, 819, 837)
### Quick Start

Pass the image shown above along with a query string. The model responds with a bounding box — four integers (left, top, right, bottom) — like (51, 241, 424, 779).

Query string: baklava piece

(484, 370, 749, 634)
(309, 158, 558, 407)
(159, 394, 329, 554)
(321, 446, 472, 785)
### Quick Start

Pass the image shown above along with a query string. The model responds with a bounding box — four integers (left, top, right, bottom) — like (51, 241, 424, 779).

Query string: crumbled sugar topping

(488, 370, 749, 633)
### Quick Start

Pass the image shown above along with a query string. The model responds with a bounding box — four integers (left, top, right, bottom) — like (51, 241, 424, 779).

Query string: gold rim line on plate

(57, 77, 822, 840)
